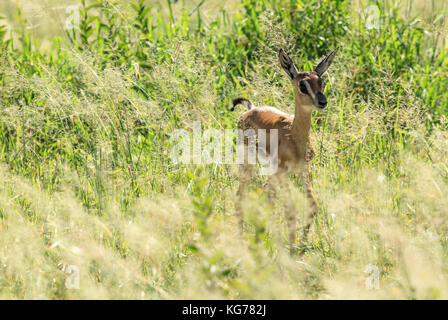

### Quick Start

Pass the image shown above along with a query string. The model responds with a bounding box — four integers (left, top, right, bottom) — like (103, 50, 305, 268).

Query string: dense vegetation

(0, 0, 447, 299)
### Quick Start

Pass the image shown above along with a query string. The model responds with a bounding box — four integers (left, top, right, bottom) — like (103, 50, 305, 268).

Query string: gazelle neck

(291, 86, 313, 150)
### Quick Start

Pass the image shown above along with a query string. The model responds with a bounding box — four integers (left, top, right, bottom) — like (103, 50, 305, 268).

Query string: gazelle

(231, 48, 338, 248)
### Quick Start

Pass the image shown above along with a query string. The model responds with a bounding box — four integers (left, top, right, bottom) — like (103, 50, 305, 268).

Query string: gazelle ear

(279, 49, 299, 80)
(314, 47, 338, 76)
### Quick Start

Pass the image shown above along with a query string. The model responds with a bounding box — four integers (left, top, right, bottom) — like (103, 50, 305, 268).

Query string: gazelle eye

(299, 81, 308, 94)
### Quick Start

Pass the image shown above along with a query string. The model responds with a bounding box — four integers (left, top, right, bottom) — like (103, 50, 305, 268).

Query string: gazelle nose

(316, 91, 327, 108)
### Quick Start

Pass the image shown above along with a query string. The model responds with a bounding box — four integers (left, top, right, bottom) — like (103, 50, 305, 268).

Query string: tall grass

(0, 0, 447, 299)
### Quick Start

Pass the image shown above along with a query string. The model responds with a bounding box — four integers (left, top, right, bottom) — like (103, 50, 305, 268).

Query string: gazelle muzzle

(316, 91, 327, 109)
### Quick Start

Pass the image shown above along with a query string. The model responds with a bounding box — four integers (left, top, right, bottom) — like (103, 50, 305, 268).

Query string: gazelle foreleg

(300, 164, 318, 240)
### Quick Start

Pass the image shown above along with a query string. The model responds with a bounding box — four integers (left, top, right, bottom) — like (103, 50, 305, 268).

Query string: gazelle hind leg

(235, 164, 254, 232)
(263, 174, 279, 205)
(277, 172, 299, 252)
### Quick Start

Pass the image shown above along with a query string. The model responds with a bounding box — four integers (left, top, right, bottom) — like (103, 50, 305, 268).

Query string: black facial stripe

(299, 81, 308, 95)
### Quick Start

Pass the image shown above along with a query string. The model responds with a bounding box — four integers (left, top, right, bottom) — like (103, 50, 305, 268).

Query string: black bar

(0, 300, 446, 319)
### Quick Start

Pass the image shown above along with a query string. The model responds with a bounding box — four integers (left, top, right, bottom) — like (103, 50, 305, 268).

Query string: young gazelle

(232, 48, 338, 247)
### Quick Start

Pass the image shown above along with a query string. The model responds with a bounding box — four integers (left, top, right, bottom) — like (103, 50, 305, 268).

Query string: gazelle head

(279, 48, 338, 112)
